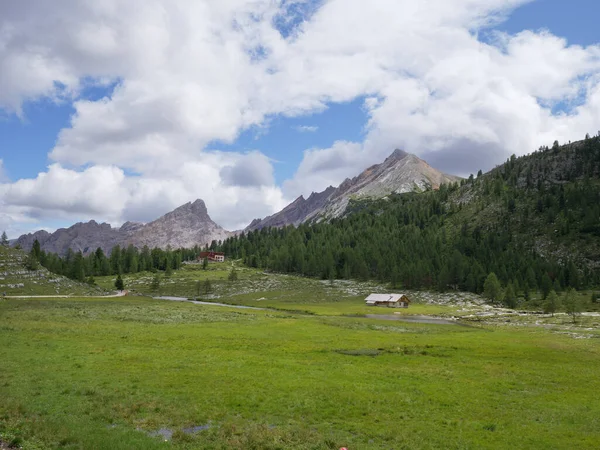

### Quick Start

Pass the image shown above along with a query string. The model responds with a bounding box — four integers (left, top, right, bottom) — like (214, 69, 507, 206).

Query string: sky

(1, 0, 600, 237)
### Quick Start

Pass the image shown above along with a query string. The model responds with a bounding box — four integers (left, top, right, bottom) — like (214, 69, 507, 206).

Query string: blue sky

(1, 0, 600, 235)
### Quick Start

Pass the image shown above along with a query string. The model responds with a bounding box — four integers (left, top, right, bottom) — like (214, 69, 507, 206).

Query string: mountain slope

(246, 149, 460, 231)
(14, 199, 230, 255)
(223, 136, 600, 293)
(0, 245, 107, 296)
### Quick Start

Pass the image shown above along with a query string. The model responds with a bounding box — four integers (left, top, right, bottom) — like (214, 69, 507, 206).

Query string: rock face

(246, 186, 337, 231)
(124, 200, 230, 250)
(246, 149, 461, 231)
(14, 199, 231, 255)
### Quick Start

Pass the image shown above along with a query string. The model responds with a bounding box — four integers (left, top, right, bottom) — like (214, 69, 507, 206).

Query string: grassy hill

(0, 246, 108, 297)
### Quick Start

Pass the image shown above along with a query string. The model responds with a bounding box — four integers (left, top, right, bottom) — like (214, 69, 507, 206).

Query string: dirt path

(2, 290, 128, 299)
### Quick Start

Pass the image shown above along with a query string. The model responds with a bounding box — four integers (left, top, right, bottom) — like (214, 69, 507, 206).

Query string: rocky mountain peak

(245, 149, 461, 231)
(386, 148, 409, 162)
(120, 221, 144, 233)
(190, 199, 209, 215)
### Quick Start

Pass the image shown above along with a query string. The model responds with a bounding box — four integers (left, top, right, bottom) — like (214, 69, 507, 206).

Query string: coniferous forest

(33, 136, 600, 300)
(221, 136, 600, 297)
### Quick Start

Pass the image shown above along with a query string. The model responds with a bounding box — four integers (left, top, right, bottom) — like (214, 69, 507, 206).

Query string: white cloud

(1, 0, 600, 232)
(0, 152, 287, 231)
(0, 160, 7, 183)
(283, 141, 365, 197)
(294, 125, 319, 133)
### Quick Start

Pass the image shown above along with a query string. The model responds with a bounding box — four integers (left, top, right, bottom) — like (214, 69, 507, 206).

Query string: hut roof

(365, 293, 409, 304)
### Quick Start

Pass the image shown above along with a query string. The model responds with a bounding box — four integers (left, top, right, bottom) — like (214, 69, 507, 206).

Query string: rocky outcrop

(246, 186, 336, 231)
(246, 149, 461, 230)
(14, 199, 231, 255)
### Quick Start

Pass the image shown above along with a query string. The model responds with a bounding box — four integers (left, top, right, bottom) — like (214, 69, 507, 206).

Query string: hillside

(0, 246, 108, 296)
(246, 149, 460, 231)
(222, 136, 600, 296)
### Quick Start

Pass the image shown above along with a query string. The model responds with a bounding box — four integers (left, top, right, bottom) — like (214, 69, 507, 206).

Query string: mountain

(224, 136, 600, 292)
(125, 199, 230, 250)
(14, 199, 231, 255)
(246, 149, 460, 231)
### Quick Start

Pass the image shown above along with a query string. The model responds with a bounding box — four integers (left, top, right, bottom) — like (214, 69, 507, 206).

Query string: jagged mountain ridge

(14, 199, 231, 255)
(246, 149, 461, 231)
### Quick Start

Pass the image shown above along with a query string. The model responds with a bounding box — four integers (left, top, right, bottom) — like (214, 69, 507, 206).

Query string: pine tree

(503, 283, 517, 309)
(541, 274, 553, 300)
(483, 272, 502, 304)
(25, 253, 39, 271)
(151, 274, 161, 293)
(1, 231, 8, 246)
(228, 267, 238, 282)
(543, 290, 560, 317)
(31, 239, 41, 261)
(202, 257, 208, 270)
(115, 274, 125, 291)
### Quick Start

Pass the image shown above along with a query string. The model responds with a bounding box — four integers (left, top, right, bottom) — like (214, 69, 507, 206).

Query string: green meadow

(2, 280, 600, 449)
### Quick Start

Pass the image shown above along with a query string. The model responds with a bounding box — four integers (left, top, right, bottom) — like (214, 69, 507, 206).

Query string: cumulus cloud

(283, 141, 365, 197)
(220, 152, 275, 188)
(0, 152, 286, 231)
(1, 0, 600, 231)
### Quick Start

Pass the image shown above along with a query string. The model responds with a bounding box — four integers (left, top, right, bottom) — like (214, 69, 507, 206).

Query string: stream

(154, 297, 462, 325)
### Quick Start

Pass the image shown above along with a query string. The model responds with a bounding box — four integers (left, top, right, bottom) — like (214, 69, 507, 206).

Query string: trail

(2, 291, 128, 299)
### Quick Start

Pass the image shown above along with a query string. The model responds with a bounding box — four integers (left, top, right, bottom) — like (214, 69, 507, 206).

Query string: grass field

(2, 291, 600, 449)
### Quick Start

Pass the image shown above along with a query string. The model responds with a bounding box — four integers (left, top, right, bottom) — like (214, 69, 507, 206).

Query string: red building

(198, 251, 225, 262)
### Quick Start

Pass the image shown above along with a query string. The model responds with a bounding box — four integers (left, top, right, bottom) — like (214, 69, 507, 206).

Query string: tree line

(27, 242, 216, 284)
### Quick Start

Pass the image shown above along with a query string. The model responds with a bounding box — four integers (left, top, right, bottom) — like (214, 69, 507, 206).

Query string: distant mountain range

(15, 199, 231, 255)
(14, 149, 460, 255)
(245, 149, 461, 231)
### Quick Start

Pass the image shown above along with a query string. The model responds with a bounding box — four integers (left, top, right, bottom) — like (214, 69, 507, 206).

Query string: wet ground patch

(334, 344, 457, 358)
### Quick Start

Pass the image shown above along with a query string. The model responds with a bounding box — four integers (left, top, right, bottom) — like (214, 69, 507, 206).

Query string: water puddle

(145, 424, 211, 441)
(365, 314, 460, 325)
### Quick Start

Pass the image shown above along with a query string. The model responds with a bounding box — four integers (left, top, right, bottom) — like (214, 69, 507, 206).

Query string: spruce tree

(151, 274, 161, 293)
(503, 283, 517, 309)
(483, 272, 502, 304)
(1, 231, 8, 246)
(115, 274, 125, 291)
